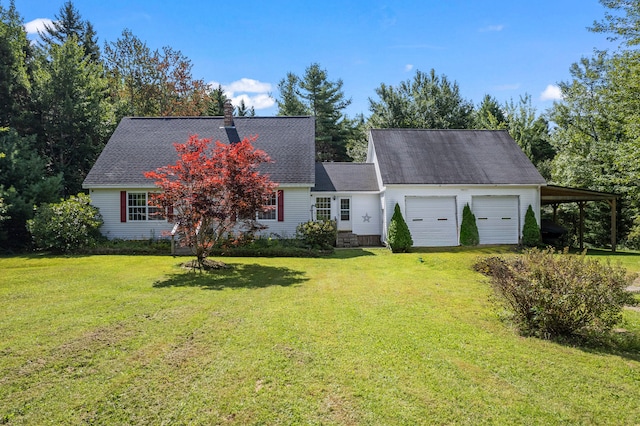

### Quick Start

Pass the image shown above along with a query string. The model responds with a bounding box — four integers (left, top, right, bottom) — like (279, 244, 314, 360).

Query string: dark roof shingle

(313, 163, 379, 192)
(83, 116, 316, 187)
(370, 129, 546, 185)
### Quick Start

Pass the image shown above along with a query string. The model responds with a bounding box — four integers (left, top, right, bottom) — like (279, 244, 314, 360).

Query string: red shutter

(120, 191, 127, 222)
(277, 190, 284, 222)
(167, 205, 174, 221)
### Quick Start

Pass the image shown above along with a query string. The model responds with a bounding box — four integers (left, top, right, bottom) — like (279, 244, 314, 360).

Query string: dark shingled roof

(83, 116, 316, 188)
(313, 163, 379, 192)
(370, 129, 546, 185)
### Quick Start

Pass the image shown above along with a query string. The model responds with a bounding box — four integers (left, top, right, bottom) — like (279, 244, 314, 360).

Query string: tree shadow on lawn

(153, 263, 309, 290)
(565, 329, 640, 363)
(328, 248, 378, 259)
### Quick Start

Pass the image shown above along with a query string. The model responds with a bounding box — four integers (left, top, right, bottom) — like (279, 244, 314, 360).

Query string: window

(340, 198, 350, 221)
(257, 192, 277, 220)
(128, 192, 164, 221)
(315, 197, 331, 221)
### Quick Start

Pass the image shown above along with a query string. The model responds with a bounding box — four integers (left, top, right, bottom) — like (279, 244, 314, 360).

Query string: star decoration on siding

(362, 213, 371, 222)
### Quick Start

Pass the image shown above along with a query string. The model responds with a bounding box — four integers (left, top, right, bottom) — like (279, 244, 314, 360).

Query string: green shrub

(387, 203, 413, 253)
(296, 219, 337, 250)
(625, 215, 640, 249)
(474, 248, 636, 339)
(27, 193, 103, 253)
(87, 238, 170, 255)
(522, 204, 541, 246)
(460, 203, 479, 246)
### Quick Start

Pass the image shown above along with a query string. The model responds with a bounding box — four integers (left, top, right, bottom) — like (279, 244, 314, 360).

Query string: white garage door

(473, 196, 519, 244)
(405, 197, 458, 247)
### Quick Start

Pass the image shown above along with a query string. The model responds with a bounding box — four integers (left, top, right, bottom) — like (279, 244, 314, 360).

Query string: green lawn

(1, 248, 639, 425)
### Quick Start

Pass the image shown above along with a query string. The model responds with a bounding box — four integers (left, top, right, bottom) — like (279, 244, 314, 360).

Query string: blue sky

(18, 0, 614, 118)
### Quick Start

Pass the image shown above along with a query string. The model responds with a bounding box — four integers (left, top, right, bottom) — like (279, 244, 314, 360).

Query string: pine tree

(276, 64, 353, 161)
(207, 84, 228, 116)
(276, 73, 308, 116)
(522, 205, 541, 246)
(460, 203, 480, 246)
(387, 203, 413, 253)
(0, 1, 34, 132)
(39, 1, 100, 62)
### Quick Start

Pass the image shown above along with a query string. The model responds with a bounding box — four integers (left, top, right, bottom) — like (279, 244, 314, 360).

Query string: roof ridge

(125, 116, 314, 120)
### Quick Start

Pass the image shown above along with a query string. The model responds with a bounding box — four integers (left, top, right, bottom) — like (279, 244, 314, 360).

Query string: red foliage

(144, 134, 277, 264)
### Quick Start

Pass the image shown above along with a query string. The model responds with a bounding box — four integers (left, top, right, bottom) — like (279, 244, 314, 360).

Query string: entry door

(338, 197, 352, 231)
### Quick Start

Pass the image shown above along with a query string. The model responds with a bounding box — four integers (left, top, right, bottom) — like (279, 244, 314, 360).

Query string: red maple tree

(144, 134, 276, 268)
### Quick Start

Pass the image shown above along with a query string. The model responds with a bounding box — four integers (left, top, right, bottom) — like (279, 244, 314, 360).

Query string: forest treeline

(1, 0, 639, 250)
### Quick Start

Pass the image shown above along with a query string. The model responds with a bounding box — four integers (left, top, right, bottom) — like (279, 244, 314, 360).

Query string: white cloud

(225, 78, 272, 95)
(209, 78, 274, 111)
(479, 24, 504, 33)
(231, 93, 275, 110)
(404, 64, 414, 72)
(540, 84, 563, 101)
(24, 18, 54, 35)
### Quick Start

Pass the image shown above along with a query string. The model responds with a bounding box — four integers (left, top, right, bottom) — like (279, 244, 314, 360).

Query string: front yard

(1, 248, 639, 424)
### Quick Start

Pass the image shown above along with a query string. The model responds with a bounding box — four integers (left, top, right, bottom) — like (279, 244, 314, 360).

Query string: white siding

(351, 194, 382, 236)
(89, 188, 172, 240)
(257, 187, 312, 238)
(89, 187, 312, 240)
(309, 192, 382, 238)
(382, 185, 541, 247)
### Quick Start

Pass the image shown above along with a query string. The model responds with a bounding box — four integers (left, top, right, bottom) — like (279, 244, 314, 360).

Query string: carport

(540, 185, 619, 252)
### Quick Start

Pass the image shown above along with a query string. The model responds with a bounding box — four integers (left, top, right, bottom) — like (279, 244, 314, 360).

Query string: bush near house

(387, 203, 413, 253)
(296, 219, 337, 250)
(27, 193, 103, 253)
(475, 247, 637, 339)
(460, 203, 480, 246)
(522, 204, 541, 246)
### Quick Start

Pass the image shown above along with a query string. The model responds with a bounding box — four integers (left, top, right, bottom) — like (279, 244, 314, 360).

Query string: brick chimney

(223, 99, 234, 127)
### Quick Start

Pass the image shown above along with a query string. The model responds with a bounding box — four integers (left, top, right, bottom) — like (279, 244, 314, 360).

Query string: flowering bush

(28, 193, 103, 253)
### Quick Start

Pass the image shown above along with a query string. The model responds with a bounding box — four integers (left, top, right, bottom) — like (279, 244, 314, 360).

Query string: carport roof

(541, 185, 618, 205)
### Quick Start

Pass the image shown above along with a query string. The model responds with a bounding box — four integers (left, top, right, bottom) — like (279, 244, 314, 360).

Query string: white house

(83, 112, 546, 247)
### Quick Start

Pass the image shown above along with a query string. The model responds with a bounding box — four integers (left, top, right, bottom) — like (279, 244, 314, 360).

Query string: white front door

(338, 197, 352, 231)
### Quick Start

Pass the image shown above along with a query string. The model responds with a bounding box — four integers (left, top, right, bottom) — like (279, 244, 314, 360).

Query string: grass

(1, 247, 639, 424)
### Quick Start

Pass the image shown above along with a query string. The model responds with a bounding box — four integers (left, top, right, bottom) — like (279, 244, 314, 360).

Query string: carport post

(578, 201, 586, 251)
(609, 198, 617, 252)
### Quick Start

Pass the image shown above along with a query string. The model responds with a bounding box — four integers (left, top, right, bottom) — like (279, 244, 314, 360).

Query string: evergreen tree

(39, 1, 100, 62)
(387, 203, 413, 253)
(460, 203, 480, 246)
(345, 113, 369, 162)
(504, 95, 554, 165)
(277, 64, 353, 161)
(522, 205, 541, 246)
(33, 37, 112, 195)
(207, 84, 228, 116)
(0, 128, 62, 250)
(276, 72, 308, 116)
(0, 1, 34, 132)
(474, 94, 507, 129)
(235, 99, 255, 116)
(369, 69, 474, 129)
